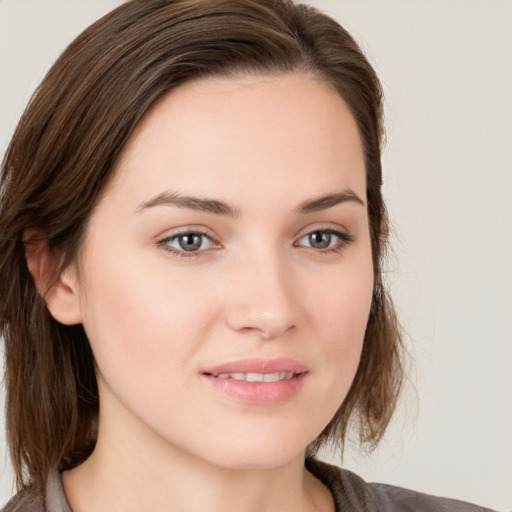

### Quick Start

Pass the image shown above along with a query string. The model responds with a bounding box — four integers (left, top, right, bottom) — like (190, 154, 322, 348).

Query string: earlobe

(24, 229, 83, 326)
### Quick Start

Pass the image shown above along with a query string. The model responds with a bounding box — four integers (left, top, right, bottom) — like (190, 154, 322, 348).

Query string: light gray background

(1, 1, 511, 510)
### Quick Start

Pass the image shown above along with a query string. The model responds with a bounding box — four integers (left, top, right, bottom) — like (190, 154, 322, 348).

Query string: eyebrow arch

(295, 190, 365, 214)
(137, 191, 239, 216)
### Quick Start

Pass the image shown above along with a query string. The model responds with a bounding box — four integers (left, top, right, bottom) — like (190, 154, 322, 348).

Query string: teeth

(264, 373, 279, 382)
(215, 372, 295, 382)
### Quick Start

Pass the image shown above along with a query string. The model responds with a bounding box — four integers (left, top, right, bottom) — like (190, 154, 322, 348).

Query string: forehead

(108, 72, 366, 208)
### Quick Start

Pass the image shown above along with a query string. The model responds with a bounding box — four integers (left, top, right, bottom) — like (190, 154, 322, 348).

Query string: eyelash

(157, 228, 354, 258)
(294, 228, 354, 254)
(158, 230, 220, 257)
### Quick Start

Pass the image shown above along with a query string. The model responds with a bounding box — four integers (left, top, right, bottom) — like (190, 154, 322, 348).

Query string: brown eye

(177, 233, 203, 251)
(296, 229, 354, 253)
(308, 231, 332, 249)
(161, 232, 214, 255)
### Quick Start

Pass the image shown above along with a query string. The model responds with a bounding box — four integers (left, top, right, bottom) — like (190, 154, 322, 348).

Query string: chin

(197, 432, 311, 471)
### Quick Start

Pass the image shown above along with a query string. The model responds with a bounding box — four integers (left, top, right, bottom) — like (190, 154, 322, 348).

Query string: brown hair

(0, 0, 404, 490)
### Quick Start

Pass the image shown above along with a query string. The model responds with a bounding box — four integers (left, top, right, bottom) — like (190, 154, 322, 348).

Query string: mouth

(201, 358, 308, 404)
(205, 371, 298, 382)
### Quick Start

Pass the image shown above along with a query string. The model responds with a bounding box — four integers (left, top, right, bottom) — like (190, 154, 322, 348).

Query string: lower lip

(202, 373, 307, 404)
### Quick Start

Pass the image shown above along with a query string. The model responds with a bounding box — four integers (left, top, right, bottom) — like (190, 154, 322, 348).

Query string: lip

(202, 358, 308, 376)
(201, 358, 309, 405)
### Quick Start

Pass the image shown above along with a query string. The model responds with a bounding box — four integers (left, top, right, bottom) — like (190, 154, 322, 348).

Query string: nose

(224, 249, 299, 340)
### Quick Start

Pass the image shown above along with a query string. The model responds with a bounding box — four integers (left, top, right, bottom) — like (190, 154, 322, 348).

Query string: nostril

(223, 277, 299, 337)
(236, 324, 296, 340)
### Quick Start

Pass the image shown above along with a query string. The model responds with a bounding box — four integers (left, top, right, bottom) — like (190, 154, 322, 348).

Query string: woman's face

(66, 73, 374, 469)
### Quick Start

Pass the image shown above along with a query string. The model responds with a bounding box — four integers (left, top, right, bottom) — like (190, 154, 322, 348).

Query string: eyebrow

(137, 189, 365, 216)
(295, 190, 365, 214)
(137, 191, 239, 216)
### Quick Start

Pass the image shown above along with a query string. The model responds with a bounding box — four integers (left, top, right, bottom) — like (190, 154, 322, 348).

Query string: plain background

(0, 1, 510, 510)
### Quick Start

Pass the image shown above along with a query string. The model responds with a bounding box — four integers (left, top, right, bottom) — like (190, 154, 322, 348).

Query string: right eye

(159, 231, 215, 256)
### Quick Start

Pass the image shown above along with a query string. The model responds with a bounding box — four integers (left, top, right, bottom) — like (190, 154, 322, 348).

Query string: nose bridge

(225, 241, 298, 338)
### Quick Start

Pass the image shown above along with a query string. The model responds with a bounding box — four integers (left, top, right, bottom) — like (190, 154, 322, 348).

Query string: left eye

(162, 232, 213, 253)
(296, 229, 350, 250)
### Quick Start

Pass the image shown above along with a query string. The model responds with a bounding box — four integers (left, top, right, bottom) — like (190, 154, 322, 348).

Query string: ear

(24, 229, 83, 325)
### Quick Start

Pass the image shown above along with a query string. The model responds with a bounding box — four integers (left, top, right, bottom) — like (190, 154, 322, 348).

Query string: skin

(40, 72, 374, 512)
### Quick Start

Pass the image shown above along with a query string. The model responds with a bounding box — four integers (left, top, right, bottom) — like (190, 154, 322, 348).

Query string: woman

(0, 1, 497, 511)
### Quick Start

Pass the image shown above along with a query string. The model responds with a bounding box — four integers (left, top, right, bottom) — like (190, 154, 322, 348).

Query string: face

(65, 73, 374, 470)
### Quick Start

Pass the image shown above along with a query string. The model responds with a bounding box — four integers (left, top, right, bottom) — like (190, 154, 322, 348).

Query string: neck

(62, 394, 333, 512)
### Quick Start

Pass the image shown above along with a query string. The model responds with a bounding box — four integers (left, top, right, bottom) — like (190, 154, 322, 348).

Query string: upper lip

(202, 358, 308, 376)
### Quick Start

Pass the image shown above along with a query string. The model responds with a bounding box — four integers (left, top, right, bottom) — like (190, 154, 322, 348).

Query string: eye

(296, 229, 353, 252)
(159, 231, 215, 256)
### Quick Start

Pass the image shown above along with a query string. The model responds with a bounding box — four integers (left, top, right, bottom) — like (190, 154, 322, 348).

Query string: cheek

(76, 262, 223, 438)
(306, 255, 374, 386)
(77, 254, 218, 384)
(311, 259, 374, 342)
(285, 261, 373, 441)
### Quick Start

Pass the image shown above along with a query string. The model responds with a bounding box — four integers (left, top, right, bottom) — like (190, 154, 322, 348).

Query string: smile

(201, 359, 308, 404)
(214, 372, 296, 382)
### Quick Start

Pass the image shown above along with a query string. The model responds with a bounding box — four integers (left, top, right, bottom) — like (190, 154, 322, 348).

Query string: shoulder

(0, 488, 44, 512)
(306, 458, 497, 512)
(1, 471, 70, 512)
(366, 481, 496, 512)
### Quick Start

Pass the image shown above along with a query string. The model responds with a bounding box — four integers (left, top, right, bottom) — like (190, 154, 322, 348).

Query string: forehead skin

(111, 72, 366, 209)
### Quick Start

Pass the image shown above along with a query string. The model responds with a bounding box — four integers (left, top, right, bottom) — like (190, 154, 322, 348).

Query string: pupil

(310, 231, 330, 249)
(179, 234, 201, 251)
